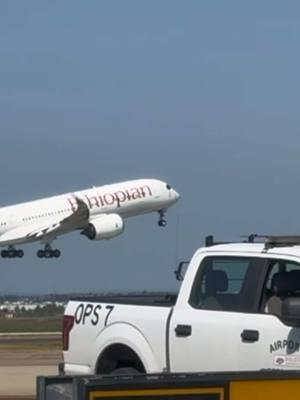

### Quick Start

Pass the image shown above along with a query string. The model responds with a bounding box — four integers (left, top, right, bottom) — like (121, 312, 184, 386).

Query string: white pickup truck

(62, 235, 300, 375)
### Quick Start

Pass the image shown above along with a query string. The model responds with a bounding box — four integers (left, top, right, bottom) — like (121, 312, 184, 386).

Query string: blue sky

(0, 1, 300, 293)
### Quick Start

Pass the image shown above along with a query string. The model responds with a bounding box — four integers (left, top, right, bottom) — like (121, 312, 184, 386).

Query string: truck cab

(170, 237, 300, 372)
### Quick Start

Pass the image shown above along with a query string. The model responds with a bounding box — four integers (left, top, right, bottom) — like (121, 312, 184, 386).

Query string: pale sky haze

(0, 1, 300, 293)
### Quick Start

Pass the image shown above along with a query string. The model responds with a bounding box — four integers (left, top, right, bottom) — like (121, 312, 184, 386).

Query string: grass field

(0, 317, 62, 333)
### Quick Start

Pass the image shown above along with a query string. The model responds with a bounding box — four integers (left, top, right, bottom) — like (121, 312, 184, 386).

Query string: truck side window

(189, 256, 262, 312)
(264, 260, 300, 318)
(265, 260, 300, 291)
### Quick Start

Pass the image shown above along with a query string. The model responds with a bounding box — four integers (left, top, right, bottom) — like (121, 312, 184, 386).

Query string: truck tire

(110, 367, 140, 376)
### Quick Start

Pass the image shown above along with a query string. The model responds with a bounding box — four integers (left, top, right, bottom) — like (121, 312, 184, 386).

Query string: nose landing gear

(158, 210, 167, 227)
(37, 245, 61, 259)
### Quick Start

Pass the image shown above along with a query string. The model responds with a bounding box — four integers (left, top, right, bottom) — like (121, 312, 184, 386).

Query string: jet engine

(81, 214, 124, 240)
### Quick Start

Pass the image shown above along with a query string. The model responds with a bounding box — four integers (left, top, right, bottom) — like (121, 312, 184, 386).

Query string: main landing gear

(1, 246, 24, 258)
(158, 210, 167, 227)
(37, 245, 61, 259)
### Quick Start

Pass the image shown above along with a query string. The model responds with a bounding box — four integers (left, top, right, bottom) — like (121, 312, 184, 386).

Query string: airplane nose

(165, 183, 180, 203)
(172, 189, 180, 202)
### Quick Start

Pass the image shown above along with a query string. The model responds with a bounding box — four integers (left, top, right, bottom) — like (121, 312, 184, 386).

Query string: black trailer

(37, 370, 300, 400)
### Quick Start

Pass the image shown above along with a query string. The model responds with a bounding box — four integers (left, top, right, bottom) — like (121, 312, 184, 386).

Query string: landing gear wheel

(17, 250, 24, 258)
(158, 219, 167, 227)
(53, 249, 61, 258)
(44, 250, 52, 258)
(1, 248, 24, 258)
(158, 210, 167, 227)
(8, 249, 15, 258)
(37, 250, 45, 258)
(37, 247, 61, 259)
(1, 250, 8, 258)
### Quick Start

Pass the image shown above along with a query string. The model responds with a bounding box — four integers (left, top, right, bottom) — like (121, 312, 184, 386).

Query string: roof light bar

(205, 234, 300, 250)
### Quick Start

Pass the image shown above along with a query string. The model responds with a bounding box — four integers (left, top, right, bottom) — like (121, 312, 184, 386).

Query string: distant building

(0, 300, 66, 312)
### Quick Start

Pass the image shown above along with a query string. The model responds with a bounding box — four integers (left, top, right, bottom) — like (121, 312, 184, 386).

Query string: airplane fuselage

(0, 179, 180, 257)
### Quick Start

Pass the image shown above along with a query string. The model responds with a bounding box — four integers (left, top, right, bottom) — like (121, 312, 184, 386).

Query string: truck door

(238, 258, 300, 370)
(169, 254, 267, 372)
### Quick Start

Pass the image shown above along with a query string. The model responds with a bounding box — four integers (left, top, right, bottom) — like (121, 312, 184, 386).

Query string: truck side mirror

(174, 261, 189, 281)
(282, 297, 300, 327)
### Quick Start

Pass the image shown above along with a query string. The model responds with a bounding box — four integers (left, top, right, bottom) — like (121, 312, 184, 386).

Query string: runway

(0, 334, 62, 398)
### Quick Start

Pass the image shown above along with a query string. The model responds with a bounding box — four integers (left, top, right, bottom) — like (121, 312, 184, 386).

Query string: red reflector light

(62, 315, 74, 351)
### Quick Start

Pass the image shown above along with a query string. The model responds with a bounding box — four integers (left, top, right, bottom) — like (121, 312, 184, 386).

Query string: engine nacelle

(81, 214, 124, 240)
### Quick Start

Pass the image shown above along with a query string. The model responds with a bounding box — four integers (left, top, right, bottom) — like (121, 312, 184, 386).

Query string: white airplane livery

(0, 179, 180, 259)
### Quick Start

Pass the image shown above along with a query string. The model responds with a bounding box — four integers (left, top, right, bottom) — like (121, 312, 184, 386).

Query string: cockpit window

(166, 184, 172, 190)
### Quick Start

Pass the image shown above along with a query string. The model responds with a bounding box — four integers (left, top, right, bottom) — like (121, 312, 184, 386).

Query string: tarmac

(0, 335, 62, 398)
(0, 365, 57, 397)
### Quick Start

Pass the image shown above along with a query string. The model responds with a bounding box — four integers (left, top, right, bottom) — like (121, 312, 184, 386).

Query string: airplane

(0, 179, 180, 259)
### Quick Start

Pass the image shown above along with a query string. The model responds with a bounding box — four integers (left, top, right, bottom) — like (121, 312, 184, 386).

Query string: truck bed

(70, 292, 177, 307)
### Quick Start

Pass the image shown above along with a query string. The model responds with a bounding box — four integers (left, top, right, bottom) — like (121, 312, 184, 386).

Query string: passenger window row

(22, 208, 71, 222)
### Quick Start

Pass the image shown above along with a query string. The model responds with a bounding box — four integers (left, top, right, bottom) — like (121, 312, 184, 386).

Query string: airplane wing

(0, 196, 90, 246)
